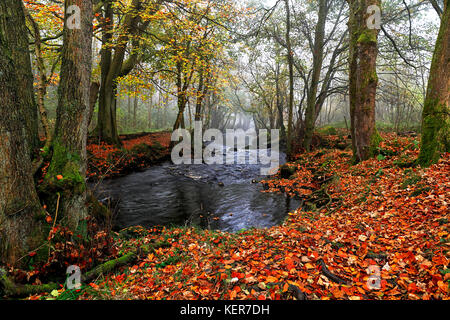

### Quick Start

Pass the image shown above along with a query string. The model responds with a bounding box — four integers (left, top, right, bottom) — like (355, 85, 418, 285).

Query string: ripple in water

(91, 145, 300, 232)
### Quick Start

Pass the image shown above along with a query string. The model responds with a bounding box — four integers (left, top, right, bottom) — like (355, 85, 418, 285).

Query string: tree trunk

(348, 0, 381, 162)
(87, 82, 100, 130)
(418, 0, 449, 166)
(95, 0, 154, 145)
(1, 0, 40, 156)
(42, 0, 93, 232)
(25, 10, 52, 147)
(275, 62, 287, 143)
(0, 0, 45, 266)
(284, 0, 294, 158)
(303, 0, 327, 151)
(148, 101, 152, 130)
(133, 95, 138, 129)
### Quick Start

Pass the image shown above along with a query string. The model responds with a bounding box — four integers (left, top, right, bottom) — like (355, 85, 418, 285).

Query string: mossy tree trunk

(347, 0, 381, 162)
(43, 0, 93, 232)
(418, 0, 449, 167)
(0, 0, 45, 266)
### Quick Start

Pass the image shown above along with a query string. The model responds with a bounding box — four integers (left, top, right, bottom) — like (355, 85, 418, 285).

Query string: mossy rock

(131, 143, 152, 155)
(394, 155, 417, 169)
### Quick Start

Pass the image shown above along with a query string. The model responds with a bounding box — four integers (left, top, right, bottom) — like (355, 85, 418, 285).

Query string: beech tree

(95, 0, 159, 145)
(0, 0, 45, 266)
(418, 0, 449, 166)
(41, 0, 93, 231)
(347, 0, 382, 162)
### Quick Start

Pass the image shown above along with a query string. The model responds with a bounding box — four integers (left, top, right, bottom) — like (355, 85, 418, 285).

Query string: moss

(357, 29, 377, 44)
(319, 126, 338, 135)
(33, 209, 47, 222)
(41, 140, 86, 194)
(87, 193, 111, 223)
(418, 101, 449, 167)
(401, 174, 421, 189)
(409, 186, 431, 197)
(369, 128, 383, 158)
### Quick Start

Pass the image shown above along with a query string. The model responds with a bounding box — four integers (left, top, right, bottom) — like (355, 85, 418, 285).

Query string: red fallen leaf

(408, 282, 420, 293)
(258, 294, 266, 300)
(437, 281, 448, 293)
(231, 271, 244, 280)
(89, 283, 99, 290)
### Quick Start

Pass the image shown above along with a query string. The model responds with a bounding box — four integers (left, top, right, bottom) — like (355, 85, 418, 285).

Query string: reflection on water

(91, 144, 300, 232)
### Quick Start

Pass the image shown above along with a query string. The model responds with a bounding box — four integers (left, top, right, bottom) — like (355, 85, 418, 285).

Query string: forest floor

(26, 131, 449, 300)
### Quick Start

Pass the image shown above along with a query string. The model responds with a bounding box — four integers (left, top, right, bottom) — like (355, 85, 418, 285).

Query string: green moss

(418, 101, 449, 167)
(401, 174, 421, 189)
(74, 219, 88, 240)
(87, 193, 111, 223)
(42, 140, 85, 194)
(357, 30, 377, 44)
(318, 126, 338, 135)
(369, 128, 383, 158)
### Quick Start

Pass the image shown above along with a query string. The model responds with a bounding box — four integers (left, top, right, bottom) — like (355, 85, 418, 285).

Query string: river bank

(86, 131, 172, 181)
(4, 132, 449, 300)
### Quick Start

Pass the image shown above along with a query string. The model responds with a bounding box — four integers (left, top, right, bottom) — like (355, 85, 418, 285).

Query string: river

(91, 141, 300, 232)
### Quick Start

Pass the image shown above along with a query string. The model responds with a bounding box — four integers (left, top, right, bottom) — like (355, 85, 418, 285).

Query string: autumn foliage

(29, 132, 449, 300)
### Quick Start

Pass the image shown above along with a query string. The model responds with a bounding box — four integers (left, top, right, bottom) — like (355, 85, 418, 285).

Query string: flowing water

(91, 142, 300, 233)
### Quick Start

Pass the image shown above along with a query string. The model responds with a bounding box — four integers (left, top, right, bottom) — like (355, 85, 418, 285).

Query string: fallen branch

(317, 259, 351, 285)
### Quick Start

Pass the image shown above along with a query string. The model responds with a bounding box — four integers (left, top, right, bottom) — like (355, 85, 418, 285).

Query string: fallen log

(0, 241, 171, 297)
(0, 268, 58, 297)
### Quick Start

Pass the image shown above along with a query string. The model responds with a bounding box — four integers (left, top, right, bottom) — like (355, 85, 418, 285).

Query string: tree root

(288, 284, 307, 300)
(250, 282, 307, 300)
(317, 259, 351, 285)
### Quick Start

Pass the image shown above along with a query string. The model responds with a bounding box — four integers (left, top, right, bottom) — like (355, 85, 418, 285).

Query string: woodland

(0, 0, 448, 301)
